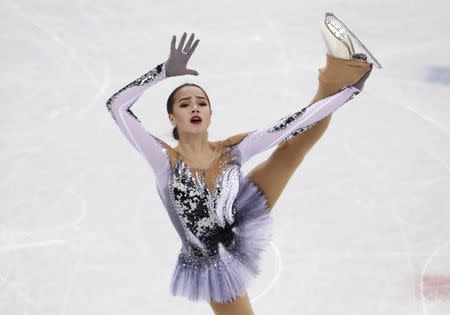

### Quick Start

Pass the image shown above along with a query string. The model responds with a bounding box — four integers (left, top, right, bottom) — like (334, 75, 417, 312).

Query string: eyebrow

(178, 96, 207, 103)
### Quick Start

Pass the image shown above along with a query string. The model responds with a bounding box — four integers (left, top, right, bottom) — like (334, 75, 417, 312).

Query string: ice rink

(1, 0, 449, 314)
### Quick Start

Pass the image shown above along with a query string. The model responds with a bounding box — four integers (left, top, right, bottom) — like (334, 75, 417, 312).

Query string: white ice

(1, 0, 449, 314)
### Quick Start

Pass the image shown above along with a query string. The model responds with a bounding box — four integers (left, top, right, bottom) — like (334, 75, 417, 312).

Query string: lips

(190, 115, 202, 124)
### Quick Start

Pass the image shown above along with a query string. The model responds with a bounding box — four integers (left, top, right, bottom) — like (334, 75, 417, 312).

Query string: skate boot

(320, 12, 382, 69)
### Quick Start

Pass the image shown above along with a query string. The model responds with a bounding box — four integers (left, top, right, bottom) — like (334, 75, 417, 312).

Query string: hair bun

(172, 126, 179, 140)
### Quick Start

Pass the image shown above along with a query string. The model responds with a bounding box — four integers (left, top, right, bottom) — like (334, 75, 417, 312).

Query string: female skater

(106, 13, 378, 315)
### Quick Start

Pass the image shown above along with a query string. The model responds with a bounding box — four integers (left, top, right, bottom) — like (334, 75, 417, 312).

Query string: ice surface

(1, 0, 449, 314)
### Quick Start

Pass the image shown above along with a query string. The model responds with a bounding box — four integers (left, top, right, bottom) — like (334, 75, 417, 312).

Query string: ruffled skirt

(169, 175, 273, 303)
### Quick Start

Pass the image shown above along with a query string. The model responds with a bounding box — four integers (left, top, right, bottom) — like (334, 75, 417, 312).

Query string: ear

(168, 114, 176, 126)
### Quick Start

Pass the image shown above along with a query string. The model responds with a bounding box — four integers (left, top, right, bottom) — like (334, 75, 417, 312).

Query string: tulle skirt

(169, 175, 273, 303)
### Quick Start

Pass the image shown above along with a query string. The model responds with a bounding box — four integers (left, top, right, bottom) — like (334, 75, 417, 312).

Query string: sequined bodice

(168, 146, 241, 256)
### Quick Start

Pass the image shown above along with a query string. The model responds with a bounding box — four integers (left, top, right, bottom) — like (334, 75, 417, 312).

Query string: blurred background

(1, 0, 449, 314)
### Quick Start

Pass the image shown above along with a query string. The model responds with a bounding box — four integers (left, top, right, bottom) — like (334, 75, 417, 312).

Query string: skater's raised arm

(105, 61, 171, 177)
(235, 83, 366, 165)
(105, 32, 200, 177)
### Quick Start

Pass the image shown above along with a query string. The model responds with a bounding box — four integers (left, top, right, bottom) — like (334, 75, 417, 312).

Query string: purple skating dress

(105, 61, 361, 303)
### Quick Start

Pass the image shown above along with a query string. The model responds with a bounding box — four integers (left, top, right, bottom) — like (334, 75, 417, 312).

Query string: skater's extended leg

(247, 55, 371, 211)
(250, 60, 372, 211)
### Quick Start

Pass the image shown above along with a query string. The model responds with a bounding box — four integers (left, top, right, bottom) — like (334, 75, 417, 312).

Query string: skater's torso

(172, 141, 229, 193)
(156, 135, 247, 257)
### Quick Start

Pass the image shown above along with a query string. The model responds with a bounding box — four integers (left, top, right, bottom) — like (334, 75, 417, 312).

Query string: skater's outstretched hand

(353, 64, 373, 92)
(165, 32, 200, 78)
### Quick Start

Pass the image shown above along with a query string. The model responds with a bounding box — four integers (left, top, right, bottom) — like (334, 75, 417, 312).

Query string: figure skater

(105, 13, 379, 315)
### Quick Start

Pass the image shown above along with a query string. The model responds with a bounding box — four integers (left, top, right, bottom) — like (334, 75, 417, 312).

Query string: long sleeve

(105, 61, 170, 177)
(235, 85, 361, 164)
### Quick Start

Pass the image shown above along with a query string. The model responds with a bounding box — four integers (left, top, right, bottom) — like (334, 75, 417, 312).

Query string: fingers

(177, 32, 187, 51)
(186, 39, 199, 58)
(352, 64, 373, 91)
(170, 35, 176, 53)
(186, 69, 199, 76)
(183, 33, 194, 53)
(172, 32, 199, 55)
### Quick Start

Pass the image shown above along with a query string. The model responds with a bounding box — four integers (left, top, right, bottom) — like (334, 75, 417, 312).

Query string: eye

(180, 103, 207, 107)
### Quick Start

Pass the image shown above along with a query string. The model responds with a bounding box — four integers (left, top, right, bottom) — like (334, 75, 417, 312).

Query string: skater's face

(169, 86, 212, 138)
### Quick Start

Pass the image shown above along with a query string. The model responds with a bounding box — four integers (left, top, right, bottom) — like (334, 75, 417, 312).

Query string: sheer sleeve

(235, 86, 361, 165)
(105, 61, 171, 177)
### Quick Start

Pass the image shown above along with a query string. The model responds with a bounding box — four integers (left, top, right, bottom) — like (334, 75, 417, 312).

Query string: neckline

(174, 144, 223, 171)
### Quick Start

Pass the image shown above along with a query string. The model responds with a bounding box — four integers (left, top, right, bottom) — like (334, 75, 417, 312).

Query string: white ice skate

(320, 12, 382, 69)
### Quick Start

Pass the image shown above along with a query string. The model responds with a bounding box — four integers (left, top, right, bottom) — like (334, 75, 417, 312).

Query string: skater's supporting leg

(247, 55, 371, 211)
(208, 292, 255, 315)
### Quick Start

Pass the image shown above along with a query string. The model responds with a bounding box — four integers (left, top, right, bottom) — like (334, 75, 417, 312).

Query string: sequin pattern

(281, 120, 319, 142)
(105, 63, 164, 123)
(267, 106, 321, 143)
(168, 147, 241, 258)
(267, 107, 307, 133)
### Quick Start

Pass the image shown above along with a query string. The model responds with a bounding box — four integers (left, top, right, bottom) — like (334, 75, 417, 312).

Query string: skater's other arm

(235, 86, 361, 165)
(278, 109, 333, 157)
(105, 61, 171, 177)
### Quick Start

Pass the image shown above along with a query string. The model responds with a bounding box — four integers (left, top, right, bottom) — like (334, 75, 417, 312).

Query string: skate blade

(324, 12, 383, 69)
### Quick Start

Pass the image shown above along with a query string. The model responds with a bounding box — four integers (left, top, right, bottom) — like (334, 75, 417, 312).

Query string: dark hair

(166, 83, 211, 140)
